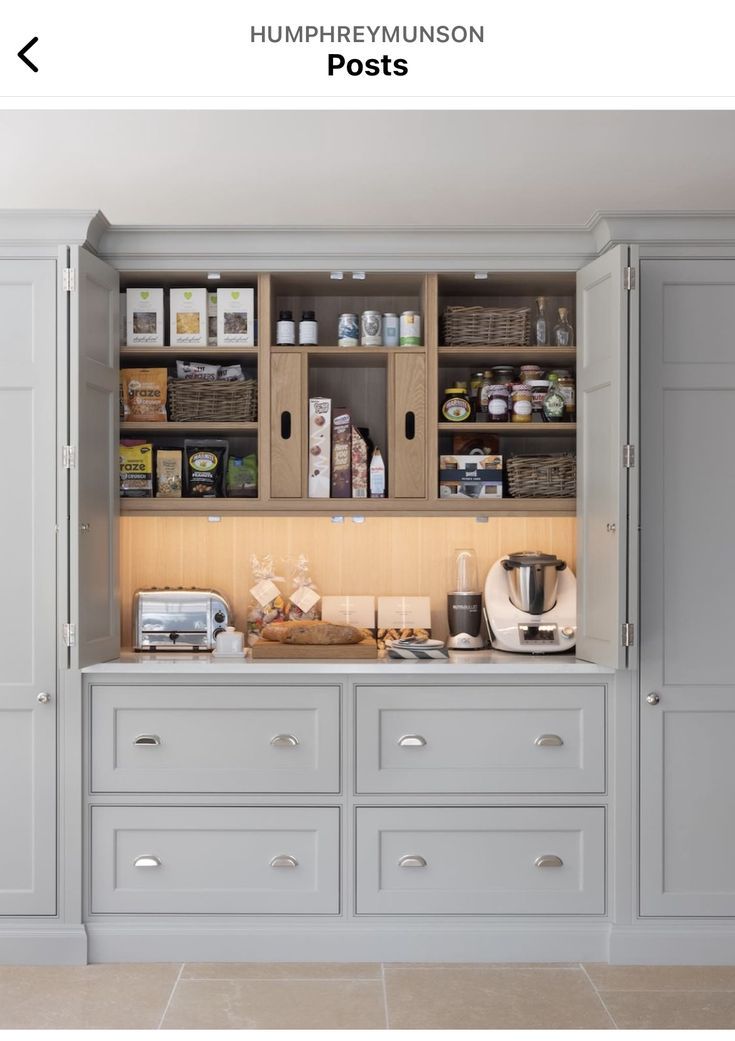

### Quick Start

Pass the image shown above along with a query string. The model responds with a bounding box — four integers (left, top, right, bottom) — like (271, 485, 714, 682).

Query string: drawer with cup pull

(90, 805, 340, 914)
(355, 806, 605, 915)
(355, 685, 605, 794)
(89, 684, 340, 793)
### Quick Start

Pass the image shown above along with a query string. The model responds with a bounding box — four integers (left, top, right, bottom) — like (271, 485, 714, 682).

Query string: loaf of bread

(261, 620, 364, 646)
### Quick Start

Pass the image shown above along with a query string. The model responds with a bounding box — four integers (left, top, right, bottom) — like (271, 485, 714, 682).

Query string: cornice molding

(0, 209, 109, 250)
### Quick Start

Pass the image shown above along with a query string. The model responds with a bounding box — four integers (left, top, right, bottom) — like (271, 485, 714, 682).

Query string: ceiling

(2, 110, 734, 227)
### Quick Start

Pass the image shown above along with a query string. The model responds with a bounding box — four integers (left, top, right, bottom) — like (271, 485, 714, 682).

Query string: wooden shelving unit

(121, 346, 259, 359)
(438, 422, 575, 435)
(121, 421, 258, 434)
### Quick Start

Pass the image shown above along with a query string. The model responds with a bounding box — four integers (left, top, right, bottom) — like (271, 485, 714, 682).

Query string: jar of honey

(511, 383, 532, 423)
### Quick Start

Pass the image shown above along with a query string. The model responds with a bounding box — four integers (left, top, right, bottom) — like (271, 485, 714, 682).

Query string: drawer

(355, 806, 605, 915)
(355, 685, 605, 793)
(91, 806, 340, 914)
(90, 684, 340, 793)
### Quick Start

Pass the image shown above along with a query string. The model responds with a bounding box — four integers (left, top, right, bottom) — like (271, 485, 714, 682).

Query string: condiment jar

(276, 310, 295, 346)
(484, 384, 510, 422)
(442, 386, 472, 422)
(520, 364, 544, 383)
(511, 383, 532, 423)
(542, 374, 566, 422)
(469, 371, 485, 407)
(491, 365, 516, 388)
(558, 375, 576, 418)
(527, 379, 550, 422)
(214, 626, 245, 657)
(298, 310, 318, 345)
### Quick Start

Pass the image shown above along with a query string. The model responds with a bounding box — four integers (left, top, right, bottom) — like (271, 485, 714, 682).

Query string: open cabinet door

(576, 244, 637, 669)
(68, 246, 120, 668)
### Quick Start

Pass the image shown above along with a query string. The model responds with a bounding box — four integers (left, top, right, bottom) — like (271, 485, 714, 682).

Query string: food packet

(218, 363, 246, 382)
(175, 359, 220, 381)
(287, 554, 321, 621)
(119, 441, 153, 497)
(156, 448, 182, 498)
(121, 368, 167, 421)
(184, 439, 228, 497)
(225, 454, 257, 497)
(247, 554, 287, 645)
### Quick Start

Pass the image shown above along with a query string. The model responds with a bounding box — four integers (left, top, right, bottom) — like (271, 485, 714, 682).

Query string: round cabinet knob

(646, 693, 660, 705)
(561, 627, 575, 639)
(214, 611, 226, 623)
(37, 692, 51, 704)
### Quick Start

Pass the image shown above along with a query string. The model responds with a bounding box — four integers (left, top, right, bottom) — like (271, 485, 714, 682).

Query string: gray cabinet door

(640, 259, 735, 916)
(0, 259, 56, 915)
(69, 246, 120, 668)
(576, 245, 637, 668)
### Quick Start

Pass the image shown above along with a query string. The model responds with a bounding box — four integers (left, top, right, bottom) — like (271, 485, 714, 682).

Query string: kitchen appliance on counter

(484, 551, 576, 654)
(133, 588, 231, 651)
(447, 548, 486, 650)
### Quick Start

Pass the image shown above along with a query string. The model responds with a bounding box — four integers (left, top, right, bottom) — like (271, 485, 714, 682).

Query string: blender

(446, 548, 486, 650)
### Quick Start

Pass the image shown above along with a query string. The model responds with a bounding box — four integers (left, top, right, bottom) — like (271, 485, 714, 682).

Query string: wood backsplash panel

(120, 515, 576, 645)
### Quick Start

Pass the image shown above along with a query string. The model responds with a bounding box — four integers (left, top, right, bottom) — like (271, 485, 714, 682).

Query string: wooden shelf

(438, 346, 576, 367)
(438, 422, 575, 435)
(120, 346, 258, 359)
(121, 421, 258, 434)
(120, 496, 575, 517)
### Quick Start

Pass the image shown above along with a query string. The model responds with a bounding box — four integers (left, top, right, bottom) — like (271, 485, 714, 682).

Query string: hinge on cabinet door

(62, 445, 77, 469)
(62, 622, 76, 648)
(62, 267, 76, 292)
(622, 622, 635, 647)
(623, 266, 636, 291)
(623, 444, 636, 468)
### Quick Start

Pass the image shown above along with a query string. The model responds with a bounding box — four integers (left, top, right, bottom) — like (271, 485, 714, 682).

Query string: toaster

(133, 588, 231, 651)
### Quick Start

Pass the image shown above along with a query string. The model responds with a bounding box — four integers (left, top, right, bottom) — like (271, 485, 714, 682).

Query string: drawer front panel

(356, 806, 605, 915)
(91, 685, 340, 793)
(356, 685, 605, 793)
(91, 806, 340, 914)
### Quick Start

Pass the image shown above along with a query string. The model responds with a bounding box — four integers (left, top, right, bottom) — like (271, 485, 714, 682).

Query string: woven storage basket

(168, 378, 258, 423)
(442, 306, 531, 346)
(506, 454, 576, 498)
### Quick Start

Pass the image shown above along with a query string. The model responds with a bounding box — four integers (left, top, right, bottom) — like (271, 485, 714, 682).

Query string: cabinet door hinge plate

(623, 265, 636, 291)
(622, 622, 635, 647)
(62, 445, 76, 469)
(63, 267, 76, 292)
(623, 443, 636, 468)
(62, 622, 76, 647)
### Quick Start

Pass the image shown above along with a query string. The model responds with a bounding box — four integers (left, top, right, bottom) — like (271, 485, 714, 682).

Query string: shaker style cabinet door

(575, 245, 637, 669)
(0, 259, 57, 915)
(640, 259, 735, 915)
(68, 246, 120, 668)
(390, 351, 427, 498)
(270, 351, 304, 497)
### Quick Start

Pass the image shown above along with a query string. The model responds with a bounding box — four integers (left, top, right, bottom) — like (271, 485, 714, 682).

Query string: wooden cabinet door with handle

(391, 352, 426, 498)
(270, 352, 304, 498)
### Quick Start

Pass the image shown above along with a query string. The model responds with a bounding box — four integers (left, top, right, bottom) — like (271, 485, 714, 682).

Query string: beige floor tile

(600, 989, 735, 1029)
(0, 963, 181, 1030)
(182, 961, 382, 980)
(162, 978, 387, 1029)
(384, 966, 613, 1030)
(584, 962, 735, 991)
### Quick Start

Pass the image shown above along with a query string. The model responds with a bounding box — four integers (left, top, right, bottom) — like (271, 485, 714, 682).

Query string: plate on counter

(386, 638, 445, 649)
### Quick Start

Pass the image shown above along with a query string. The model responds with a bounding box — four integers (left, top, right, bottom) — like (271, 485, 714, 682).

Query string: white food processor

(484, 551, 576, 654)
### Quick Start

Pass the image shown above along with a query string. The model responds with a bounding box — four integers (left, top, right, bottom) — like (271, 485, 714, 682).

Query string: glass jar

(527, 379, 550, 422)
(485, 384, 510, 422)
(558, 376, 576, 418)
(469, 371, 485, 410)
(535, 297, 549, 346)
(543, 374, 566, 422)
(511, 383, 532, 423)
(442, 387, 472, 422)
(491, 365, 516, 388)
(553, 307, 574, 347)
(520, 364, 544, 383)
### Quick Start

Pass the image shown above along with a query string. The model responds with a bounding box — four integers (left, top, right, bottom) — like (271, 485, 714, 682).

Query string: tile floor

(1, 962, 735, 1029)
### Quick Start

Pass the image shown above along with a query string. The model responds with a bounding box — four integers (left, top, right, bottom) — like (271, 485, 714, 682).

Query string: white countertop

(82, 650, 614, 676)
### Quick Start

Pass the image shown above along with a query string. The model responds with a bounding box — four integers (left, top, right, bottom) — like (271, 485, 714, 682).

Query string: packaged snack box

(217, 288, 255, 346)
(170, 288, 208, 347)
(308, 397, 331, 498)
(126, 288, 164, 346)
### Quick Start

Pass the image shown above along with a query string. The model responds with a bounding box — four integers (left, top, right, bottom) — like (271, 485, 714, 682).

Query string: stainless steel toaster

(133, 588, 231, 651)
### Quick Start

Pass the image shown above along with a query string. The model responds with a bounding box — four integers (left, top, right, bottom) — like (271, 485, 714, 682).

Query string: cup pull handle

(535, 855, 564, 869)
(398, 734, 427, 747)
(404, 410, 416, 440)
(280, 410, 292, 440)
(134, 734, 161, 747)
(270, 734, 299, 748)
(133, 855, 161, 869)
(534, 734, 564, 747)
(270, 855, 298, 869)
(399, 855, 427, 868)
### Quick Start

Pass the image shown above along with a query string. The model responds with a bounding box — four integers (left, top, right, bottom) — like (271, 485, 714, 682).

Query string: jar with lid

(477, 370, 494, 415)
(558, 375, 575, 418)
(276, 310, 295, 346)
(361, 310, 383, 346)
(542, 373, 566, 422)
(553, 307, 574, 347)
(338, 313, 359, 347)
(442, 386, 472, 423)
(485, 384, 510, 422)
(491, 365, 516, 389)
(469, 371, 485, 410)
(511, 383, 532, 423)
(527, 379, 550, 422)
(298, 310, 318, 345)
(520, 364, 544, 383)
(382, 313, 399, 347)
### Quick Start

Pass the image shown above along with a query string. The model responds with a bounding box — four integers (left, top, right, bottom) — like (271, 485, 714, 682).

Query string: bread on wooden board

(261, 620, 364, 646)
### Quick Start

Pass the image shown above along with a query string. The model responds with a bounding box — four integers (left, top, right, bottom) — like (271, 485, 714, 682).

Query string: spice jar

(527, 379, 550, 422)
(511, 383, 532, 423)
(442, 386, 472, 422)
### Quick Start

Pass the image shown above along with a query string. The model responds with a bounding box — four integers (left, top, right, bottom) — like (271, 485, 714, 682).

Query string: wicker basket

(506, 454, 576, 499)
(168, 378, 258, 423)
(442, 306, 531, 346)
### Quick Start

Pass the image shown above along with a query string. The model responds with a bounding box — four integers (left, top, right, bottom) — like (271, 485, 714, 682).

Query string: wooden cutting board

(251, 637, 378, 660)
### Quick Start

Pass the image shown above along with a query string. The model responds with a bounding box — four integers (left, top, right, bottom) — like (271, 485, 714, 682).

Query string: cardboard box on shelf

(207, 292, 218, 346)
(331, 406, 351, 497)
(308, 397, 331, 498)
(351, 427, 368, 498)
(321, 595, 376, 629)
(439, 454, 503, 499)
(217, 287, 255, 346)
(170, 288, 208, 347)
(126, 288, 164, 347)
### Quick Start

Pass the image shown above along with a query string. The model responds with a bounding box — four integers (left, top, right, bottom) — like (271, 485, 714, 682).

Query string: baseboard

(0, 926, 87, 965)
(610, 926, 735, 964)
(86, 922, 611, 964)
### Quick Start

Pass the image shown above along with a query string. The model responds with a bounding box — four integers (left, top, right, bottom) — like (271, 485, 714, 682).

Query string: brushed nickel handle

(37, 692, 51, 704)
(398, 855, 427, 868)
(535, 855, 563, 868)
(134, 734, 161, 746)
(534, 734, 564, 747)
(646, 693, 660, 705)
(398, 734, 427, 747)
(270, 855, 298, 869)
(270, 734, 299, 748)
(133, 855, 161, 868)
(606, 522, 616, 533)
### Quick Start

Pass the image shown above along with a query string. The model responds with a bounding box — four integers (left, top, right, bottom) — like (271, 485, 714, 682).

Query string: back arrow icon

(18, 37, 39, 72)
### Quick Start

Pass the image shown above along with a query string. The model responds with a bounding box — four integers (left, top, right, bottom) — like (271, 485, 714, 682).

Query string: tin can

(338, 313, 359, 347)
(382, 313, 399, 347)
(399, 310, 421, 346)
(360, 310, 383, 347)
